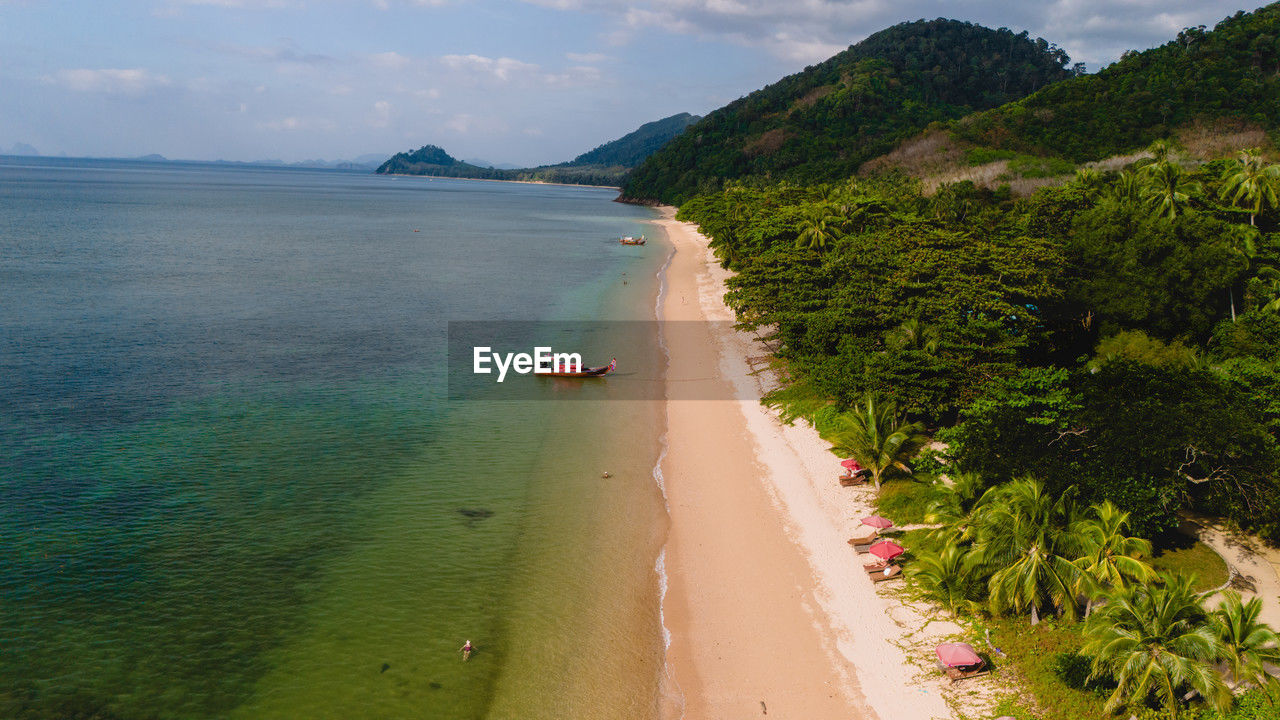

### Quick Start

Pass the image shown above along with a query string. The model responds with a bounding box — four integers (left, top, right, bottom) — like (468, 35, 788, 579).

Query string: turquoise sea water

(0, 158, 669, 719)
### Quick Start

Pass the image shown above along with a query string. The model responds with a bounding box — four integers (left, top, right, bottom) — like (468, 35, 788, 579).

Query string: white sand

(654, 208, 957, 720)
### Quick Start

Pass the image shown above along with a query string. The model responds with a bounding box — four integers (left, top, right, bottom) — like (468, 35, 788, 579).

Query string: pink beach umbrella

(868, 539, 905, 561)
(936, 643, 982, 668)
(840, 459, 862, 470)
(860, 515, 894, 530)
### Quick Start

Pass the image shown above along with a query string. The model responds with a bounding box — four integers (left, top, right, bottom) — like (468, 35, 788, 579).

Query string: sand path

(1192, 520, 1280, 629)
(654, 208, 954, 720)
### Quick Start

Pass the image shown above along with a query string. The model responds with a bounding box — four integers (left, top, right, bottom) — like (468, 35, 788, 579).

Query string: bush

(965, 147, 1018, 165)
(874, 478, 948, 524)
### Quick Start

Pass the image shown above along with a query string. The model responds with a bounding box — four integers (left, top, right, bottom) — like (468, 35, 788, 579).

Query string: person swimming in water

(460, 640, 473, 661)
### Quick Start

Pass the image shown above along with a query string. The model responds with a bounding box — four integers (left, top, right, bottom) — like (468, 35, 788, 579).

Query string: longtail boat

(619, 235, 646, 245)
(535, 358, 616, 378)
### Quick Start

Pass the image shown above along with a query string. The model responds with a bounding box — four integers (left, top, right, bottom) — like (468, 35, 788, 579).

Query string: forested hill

(568, 112, 700, 167)
(621, 19, 1073, 204)
(952, 3, 1280, 162)
(375, 113, 699, 186)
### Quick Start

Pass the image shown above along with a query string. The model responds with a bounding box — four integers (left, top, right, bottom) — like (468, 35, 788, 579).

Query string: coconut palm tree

(1107, 170, 1144, 208)
(970, 478, 1082, 624)
(923, 471, 985, 543)
(1070, 501, 1156, 615)
(1148, 138, 1174, 164)
(910, 541, 984, 616)
(1082, 573, 1230, 718)
(828, 394, 927, 492)
(1220, 148, 1280, 227)
(1210, 591, 1280, 694)
(1141, 160, 1202, 221)
(884, 318, 941, 354)
(1223, 223, 1261, 321)
(1254, 268, 1280, 314)
(795, 203, 841, 252)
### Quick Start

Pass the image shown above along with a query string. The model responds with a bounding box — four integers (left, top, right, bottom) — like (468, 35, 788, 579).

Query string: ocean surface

(0, 158, 670, 719)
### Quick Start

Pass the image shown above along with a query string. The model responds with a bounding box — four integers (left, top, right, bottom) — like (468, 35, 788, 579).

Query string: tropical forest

(632, 4, 1280, 719)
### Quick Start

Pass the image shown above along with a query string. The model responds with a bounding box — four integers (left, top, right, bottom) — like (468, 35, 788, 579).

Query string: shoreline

(377, 171, 620, 190)
(650, 207, 957, 720)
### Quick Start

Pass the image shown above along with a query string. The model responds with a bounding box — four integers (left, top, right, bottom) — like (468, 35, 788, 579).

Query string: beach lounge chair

(941, 660, 988, 683)
(935, 644, 989, 682)
(847, 530, 877, 550)
(870, 565, 902, 582)
(838, 474, 866, 487)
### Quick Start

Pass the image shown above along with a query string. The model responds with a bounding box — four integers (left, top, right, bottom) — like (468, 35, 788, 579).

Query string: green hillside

(952, 4, 1280, 161)
(621, 19, 1073, 204)
(568, 112, 700, 167)
(375, 113, 699, 186)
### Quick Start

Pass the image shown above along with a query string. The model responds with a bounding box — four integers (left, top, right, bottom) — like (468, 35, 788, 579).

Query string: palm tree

(884, 318, 941, 354)
(923, 471, 985, 543)
(1108, 170, 1144, 207)
(970, 478, 1082, 624)
(1141, 160, 1202, 221)
(1220, 148, 1280, 227)
(795, 203, 841, 252)
(1210, 591, 1280, 694)
(1074, 168, 1106, 197)
(1254, 268, 1280, 314)
(1148, 138, 1174, 164)
(828, 394, 927, 492)
(1082, 573, 1230, 718)
(910, 541, 984, 616)
(1223, 223, 1260, 321)
(1070, 501, 1156, 615)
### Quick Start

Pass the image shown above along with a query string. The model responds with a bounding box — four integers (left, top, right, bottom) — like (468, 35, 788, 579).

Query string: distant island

(375, 112, 700, 186)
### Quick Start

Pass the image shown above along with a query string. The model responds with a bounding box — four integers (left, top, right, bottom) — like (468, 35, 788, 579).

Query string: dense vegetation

(683, 147, 1280, 539)
(375, 113, 699, 186)
(652, 7, 1280, 718)
(568, 112, 700, 168)
(953, 4, 1280, 161)
(622, 19, 1072, 204)
(679, 143, 1280, 716)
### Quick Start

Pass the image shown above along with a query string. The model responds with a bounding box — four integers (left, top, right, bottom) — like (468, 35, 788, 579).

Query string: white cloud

(156, 0, 303, 13)
(440, 54, 540, 81)
(565, 51, 610, 63)
(218, 42, 334, 67)
(545, 65, 604, 85)
(517, 0, 1251, 66)
(259, 116, 337, 131)
(50, 68, 172, 95)
(371, 0, 454, 6)
(446, 113, 477, 133)
(368, 51, 414, 69)
(370, 100, 393, 127)
(443, 112, 510, 136)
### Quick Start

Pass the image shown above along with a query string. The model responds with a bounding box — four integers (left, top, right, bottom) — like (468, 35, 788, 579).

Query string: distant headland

(374, 113, 699, 187)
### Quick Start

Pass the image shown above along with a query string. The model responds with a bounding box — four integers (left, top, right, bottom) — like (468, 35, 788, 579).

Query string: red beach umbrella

(936, 643, 982, 668)
(860, 515, 894, 530)
(840, 459, 862, 470)
(868, 539, 904, 561)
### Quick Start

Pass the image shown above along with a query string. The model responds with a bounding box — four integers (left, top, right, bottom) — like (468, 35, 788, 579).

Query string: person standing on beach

(460, 640, 473, 661)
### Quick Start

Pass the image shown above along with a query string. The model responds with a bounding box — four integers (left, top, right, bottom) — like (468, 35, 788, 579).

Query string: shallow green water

(0, 158, 669, 719)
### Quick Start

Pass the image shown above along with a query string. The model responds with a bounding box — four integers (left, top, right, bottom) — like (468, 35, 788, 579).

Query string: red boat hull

(535, 358, 616, 378)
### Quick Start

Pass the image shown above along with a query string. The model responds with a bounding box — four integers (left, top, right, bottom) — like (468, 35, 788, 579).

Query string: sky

(0, 0, 1268, 166)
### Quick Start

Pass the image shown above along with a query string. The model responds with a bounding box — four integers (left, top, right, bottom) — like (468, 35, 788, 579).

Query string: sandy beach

(654, 207, 957, 720)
